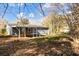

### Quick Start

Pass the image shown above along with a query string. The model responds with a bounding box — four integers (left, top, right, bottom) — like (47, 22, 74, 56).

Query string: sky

(0, 3, 70, 24)
(0, 3, 49, 24)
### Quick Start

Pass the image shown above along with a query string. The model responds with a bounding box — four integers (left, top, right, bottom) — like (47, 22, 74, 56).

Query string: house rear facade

(6, 24, 49, 37)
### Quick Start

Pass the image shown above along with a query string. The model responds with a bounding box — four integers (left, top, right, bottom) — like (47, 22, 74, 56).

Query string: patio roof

(8, 24, 48, 29)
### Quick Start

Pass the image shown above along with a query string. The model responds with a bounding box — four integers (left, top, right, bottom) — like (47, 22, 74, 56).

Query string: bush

(1, 28, 7, 36)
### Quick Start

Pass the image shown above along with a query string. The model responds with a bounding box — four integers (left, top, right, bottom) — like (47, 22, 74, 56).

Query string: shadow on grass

(0, 36, 78, 56)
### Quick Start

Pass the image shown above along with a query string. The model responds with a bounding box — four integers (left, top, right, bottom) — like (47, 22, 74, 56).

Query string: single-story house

(6, 24, 49, 37)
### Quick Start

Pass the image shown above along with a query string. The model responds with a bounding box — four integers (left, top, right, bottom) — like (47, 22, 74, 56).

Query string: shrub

(1, 28, 7, 36)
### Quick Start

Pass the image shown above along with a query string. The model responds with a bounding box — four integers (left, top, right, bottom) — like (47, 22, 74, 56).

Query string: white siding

(6, 25, 12, 35)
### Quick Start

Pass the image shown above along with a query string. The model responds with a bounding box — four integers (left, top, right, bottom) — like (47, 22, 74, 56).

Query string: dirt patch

(0, 37, 79, 56)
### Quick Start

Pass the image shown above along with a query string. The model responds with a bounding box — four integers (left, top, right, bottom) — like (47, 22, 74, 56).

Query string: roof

(7, 24, 48, 29)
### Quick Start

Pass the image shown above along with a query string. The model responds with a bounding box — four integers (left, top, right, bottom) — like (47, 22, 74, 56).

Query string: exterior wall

(37, 29, 48, 35)
(6, 25, 12, 35)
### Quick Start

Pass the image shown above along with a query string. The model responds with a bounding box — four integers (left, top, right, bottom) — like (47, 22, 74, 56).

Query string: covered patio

(6, 24, 49, 37)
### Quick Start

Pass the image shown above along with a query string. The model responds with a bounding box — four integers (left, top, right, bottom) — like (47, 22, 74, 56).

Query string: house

(6, 24, 49, 37)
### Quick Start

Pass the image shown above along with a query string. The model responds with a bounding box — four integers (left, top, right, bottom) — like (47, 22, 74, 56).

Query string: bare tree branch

(2, 3, 8, 18)
(39, 3, 45, 17)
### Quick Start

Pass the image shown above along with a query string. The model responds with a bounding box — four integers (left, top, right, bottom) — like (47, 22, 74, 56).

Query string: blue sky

(0, 3, 70, 23)
(0, 3, 49, 23)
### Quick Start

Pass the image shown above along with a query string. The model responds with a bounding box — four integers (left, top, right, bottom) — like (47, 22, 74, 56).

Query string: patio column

(27, 27, 29, 36)
(18, 27, 21, 38)
(33, 28, 34, 37)
(24, 27, 26, 37)
(36, 27, 38, 37)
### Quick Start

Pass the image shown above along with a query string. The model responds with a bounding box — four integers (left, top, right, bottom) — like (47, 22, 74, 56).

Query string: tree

(42, 12, 68, 35)
(47, 3, 79, 39)
(17, 17, 29, 25)
(68, 4, 79, 39)
(16, 17, 29, 37)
